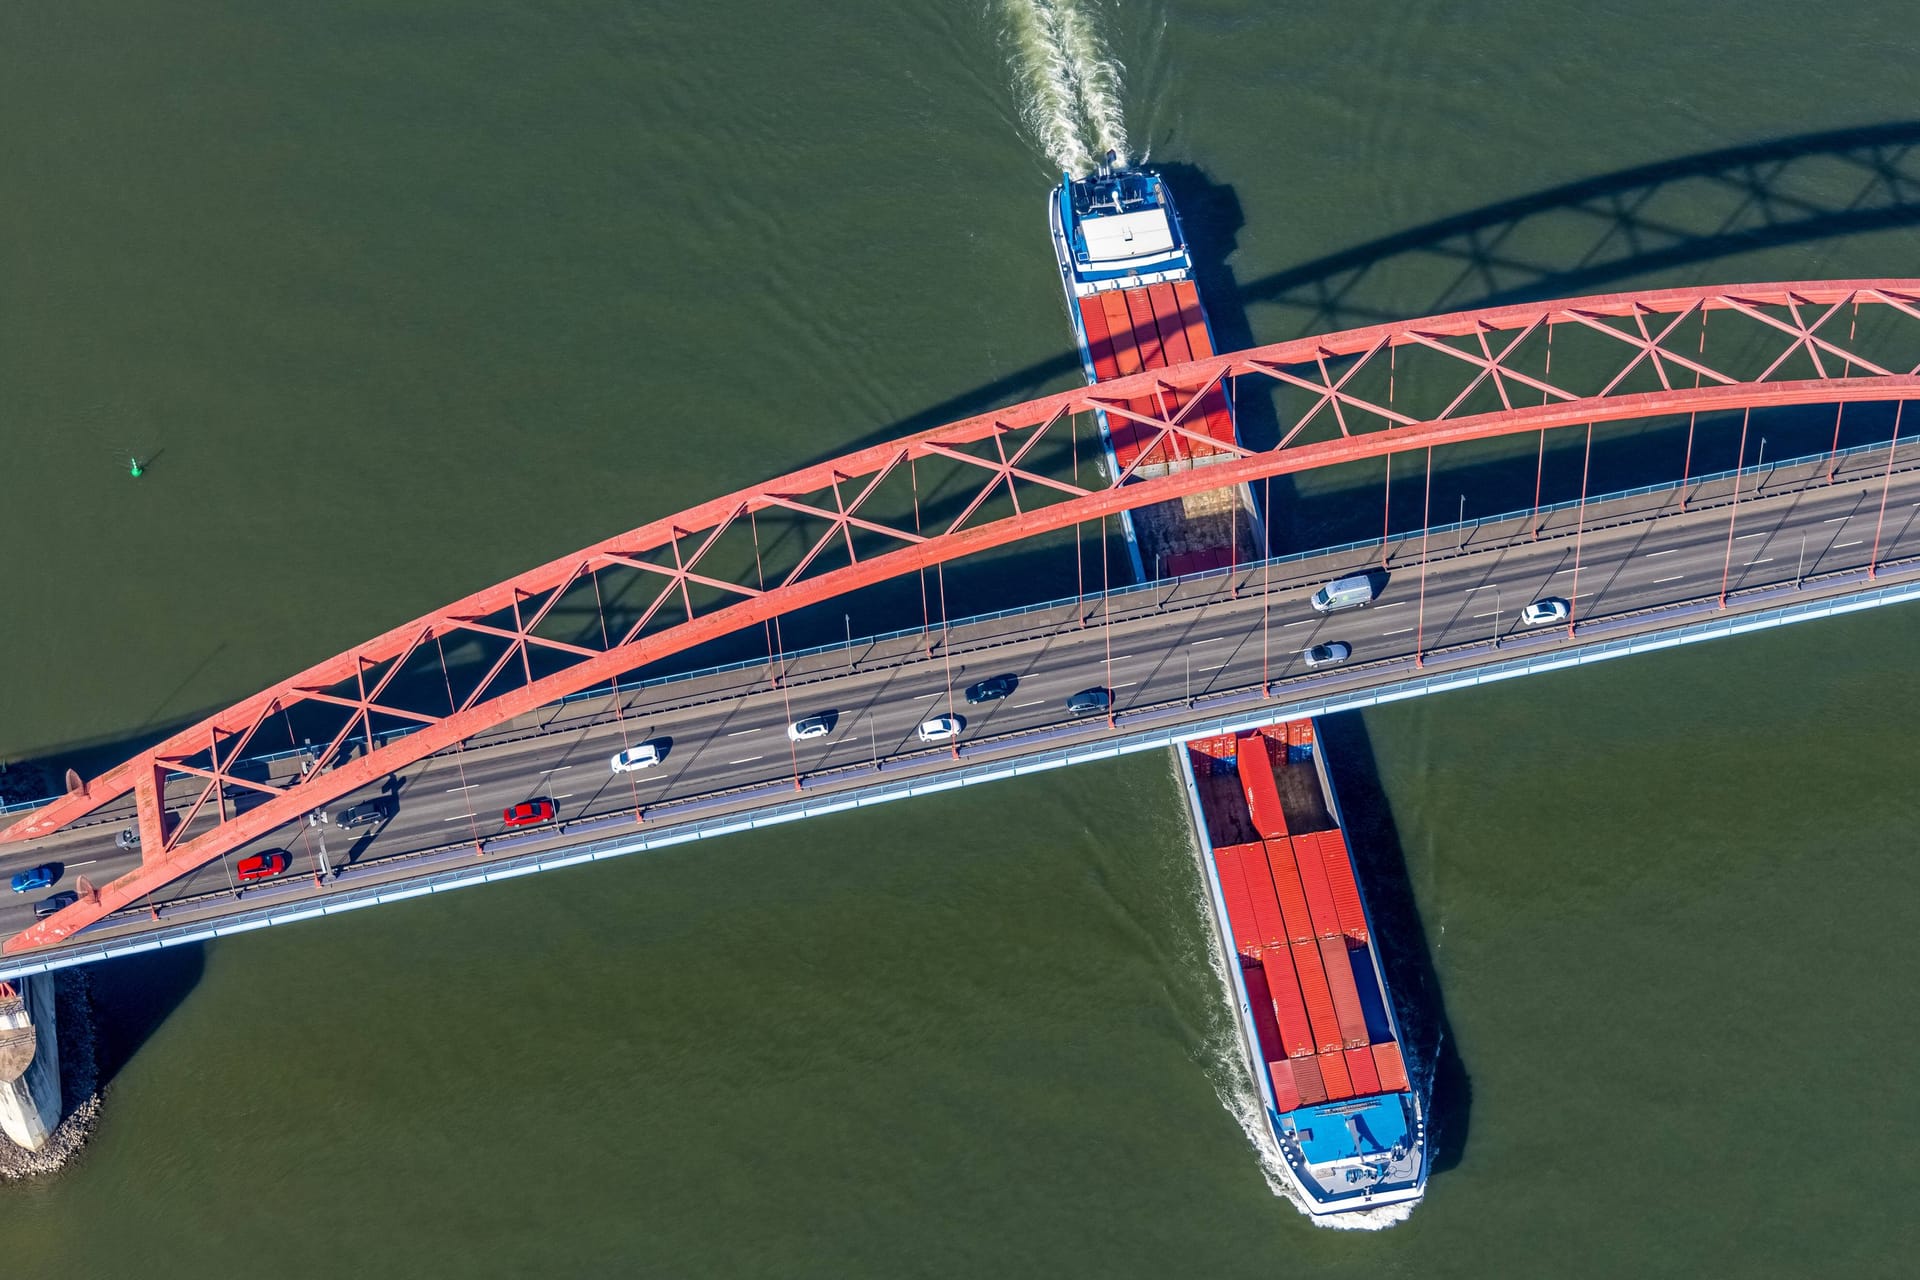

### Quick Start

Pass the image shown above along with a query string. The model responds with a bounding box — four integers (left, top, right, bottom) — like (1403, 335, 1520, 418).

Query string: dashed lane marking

(1835, 540, 1864, 548)
(1382, 627, 1414, 636)
(1652, 574, 1686, 583)
(727, 756, 765, 765)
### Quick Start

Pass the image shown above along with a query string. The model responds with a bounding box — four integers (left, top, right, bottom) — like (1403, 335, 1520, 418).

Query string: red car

(236, 850, 290, 883)
(502, 799, 556, 828)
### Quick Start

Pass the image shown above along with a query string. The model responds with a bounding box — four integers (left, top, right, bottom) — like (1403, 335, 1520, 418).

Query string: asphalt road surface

(7, 449, 1920, 946)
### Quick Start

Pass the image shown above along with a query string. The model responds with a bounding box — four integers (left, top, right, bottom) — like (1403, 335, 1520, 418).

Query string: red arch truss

(9, 280, 1920, 952)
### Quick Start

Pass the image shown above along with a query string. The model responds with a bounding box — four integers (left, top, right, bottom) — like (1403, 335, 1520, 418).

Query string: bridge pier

(0, 976, 59, 1152)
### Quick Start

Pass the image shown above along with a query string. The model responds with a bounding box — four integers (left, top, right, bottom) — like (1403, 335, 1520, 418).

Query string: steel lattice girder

(8, 279, 1920, 954)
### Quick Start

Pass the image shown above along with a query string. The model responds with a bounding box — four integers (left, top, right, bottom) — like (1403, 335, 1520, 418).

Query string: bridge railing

(8, 563, 1920, 984)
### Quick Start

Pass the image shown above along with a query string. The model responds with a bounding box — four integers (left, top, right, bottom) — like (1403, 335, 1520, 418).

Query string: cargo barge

(1181, 725, 1427, 1218)
(1047, 154, 1260, 582)
(1050, 159, 1428, 1221)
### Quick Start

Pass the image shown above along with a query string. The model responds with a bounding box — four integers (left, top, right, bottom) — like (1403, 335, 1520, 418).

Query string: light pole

(869, 716, 878, 770)
(845, 613, 853, 671)
(1184, 652, 1192, 707)
(1492, 585, 1502, 649)
(1758, 437, 1768, 489)
(1458, 494, 1466, 550)
(1797, 531, 1806, 588)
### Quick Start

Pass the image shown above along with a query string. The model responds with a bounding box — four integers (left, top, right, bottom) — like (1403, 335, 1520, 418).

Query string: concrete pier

(0, 977, 60, 1151)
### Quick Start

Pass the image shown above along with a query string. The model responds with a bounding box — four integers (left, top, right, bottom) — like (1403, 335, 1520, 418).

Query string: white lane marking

(1382, 627, 1414, 636)
(1281, 619, 1314, 628)
(1825, 515, 1851, 523)
(1835, 540, 1864, 548)
(1011, 699, 1045, 707)
(725, 728, 760, 737)
(68, 859, 97, 868)
(1470, 610, 1497, 618)
(1197, 662, 1228, 672)
(728, 755, 765, 765)
(1736, 531, 1768, 540)
(1373, 601, 1407, 610)
(442, 814, 477, 823)
(1653, 574, 1686, 583)
(1554, 568, 1578, 575)
(444, 784, 477, 792)
(1644, 548, 1680, 557)
(1746, 558, 1774, 566)
(1112, 681, 1139, 688)
(539, 766, 572, 774)
(1192, 636, 1229, 646)
(552, 793, 575, 800)
(1110, 655, 1133, 662)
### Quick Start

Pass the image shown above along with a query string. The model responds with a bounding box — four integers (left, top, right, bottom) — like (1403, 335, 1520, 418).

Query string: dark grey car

(337, 798, 394, 830)
(1066, 687, 1111, 717)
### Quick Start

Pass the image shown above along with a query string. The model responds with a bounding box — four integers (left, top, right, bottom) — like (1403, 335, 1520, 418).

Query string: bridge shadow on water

(85, 942, 205, 1093)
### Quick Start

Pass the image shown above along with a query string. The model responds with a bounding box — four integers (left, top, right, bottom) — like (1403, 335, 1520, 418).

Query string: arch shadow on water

(801, 119, 1920, 474)
(1315, 712, 1472, 1174)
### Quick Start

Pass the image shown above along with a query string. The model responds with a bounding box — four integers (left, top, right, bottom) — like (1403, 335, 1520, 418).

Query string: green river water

(3, 2, 1920, 1274)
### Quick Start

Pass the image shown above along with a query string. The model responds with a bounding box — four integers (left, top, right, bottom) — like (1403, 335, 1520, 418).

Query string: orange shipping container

(1260, 949, 1317, 1059)
(1237, 736, 1290, 840)
(1344, 1045, 1383, 1096)
(1226, 842, 1287, 949)
(1318, 935, 1372, 1047)
(1290, 1054, 1328, 1107)
(1290, 834, 1343, 939)
(1372, 1041, 1411, 1093)
(1212, 847, 1262, 955)
(1289, 940, 1345, 1053)
(1262, 840, 1317, 944)
(1268, 1061, 1301, 1112)
(1317, 1047, 1355, 1101)
(1239, 959, 1289, 1065)
(1315, 829, 1370, 942)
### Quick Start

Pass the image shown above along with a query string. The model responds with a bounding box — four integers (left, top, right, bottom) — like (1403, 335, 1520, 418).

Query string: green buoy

(129, 456, 143, 478)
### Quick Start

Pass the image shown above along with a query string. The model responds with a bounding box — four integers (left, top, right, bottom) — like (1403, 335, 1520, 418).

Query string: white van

(1311, 573, 1378, 613)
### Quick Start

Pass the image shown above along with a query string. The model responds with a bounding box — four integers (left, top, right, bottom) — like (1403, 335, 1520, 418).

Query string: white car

(609, 741, 665, 773)
(916, 715, 964, 743)
(1521, 597, 1571, 627)
(787, 715, 832, 742)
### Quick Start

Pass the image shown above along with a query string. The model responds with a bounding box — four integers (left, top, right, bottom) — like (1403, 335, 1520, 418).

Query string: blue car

(9, 864, 59, 894)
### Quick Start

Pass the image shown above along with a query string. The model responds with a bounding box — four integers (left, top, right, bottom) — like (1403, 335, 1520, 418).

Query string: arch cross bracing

(9, 279, 1920, 953)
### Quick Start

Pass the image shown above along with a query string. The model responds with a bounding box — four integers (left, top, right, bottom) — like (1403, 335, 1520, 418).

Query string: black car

(337, 798, 395, 830)
(33, 891, 78, 920)
(964, 674, 1018, 704)
(1065, 687, 1112, 717)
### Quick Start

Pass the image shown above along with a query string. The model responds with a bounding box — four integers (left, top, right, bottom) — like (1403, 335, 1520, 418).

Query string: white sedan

(1521, 597, 1571, 626)
(916, 715, 964, 743)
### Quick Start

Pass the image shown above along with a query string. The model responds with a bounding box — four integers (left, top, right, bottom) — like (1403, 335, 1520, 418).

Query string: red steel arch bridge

(8, 279, 1920, 955)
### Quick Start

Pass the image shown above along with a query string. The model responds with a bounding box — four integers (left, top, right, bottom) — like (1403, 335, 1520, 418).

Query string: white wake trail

(1001, 0, 1130, 175)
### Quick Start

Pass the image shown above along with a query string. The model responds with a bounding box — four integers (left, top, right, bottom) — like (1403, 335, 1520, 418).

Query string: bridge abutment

(0, 976, 60, 1151)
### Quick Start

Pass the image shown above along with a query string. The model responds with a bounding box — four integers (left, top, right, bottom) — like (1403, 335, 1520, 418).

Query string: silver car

(1303, 641, 1352, 669)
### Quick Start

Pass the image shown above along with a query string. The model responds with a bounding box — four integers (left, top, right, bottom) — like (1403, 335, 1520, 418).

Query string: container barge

(1181, 725, 1427, 1217)
(1047, 154, 1260, 582)
(1049, 158, 1429, 1221)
